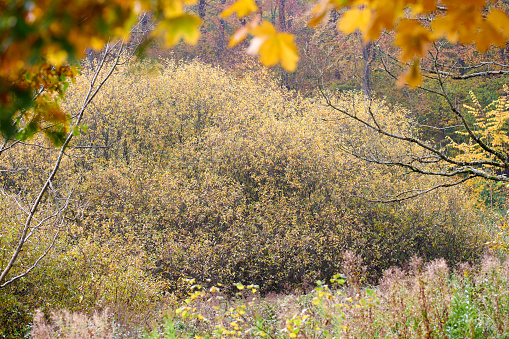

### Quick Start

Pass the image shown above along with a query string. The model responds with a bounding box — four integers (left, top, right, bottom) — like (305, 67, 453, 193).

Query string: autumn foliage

(4, 0, 509, 336)
(0, 54, 502, 336)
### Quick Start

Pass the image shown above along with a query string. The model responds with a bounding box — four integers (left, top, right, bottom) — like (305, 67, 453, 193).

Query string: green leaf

(155, 14, 202, 47)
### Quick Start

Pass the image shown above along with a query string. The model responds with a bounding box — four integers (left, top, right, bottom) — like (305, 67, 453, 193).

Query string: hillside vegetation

(0, 60, 494, 336)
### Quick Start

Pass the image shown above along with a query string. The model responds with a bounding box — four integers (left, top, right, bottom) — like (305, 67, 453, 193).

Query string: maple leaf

(44, 45, 68, 66)
(395, 19, 431, 62)
(309, 0, 344, 27)
(221, 0, 259, 18)
(411, 0, 436, 14)
(486, 9, 509, 38)
(475, 20, 505, 53)
(247, 21, 299, 72)
(397, 59, 422, 88)
(229, 18, 260, 47)
(337, 8, 371, 35)
(154, 14, 202, 46)
(366, 6, 397, 40)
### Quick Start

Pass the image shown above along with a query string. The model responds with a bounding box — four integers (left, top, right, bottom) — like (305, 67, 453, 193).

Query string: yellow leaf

(337, 8, 371, 35)
(475, 21, 505, 52)
(248, 21, 299, 72)
(309, 0, 342, 27)
(397, 60, 422, 88)
(431, 15, 458, 42)
(411, 0, 436, 14)
(162, 0, 194, 16)
(457, 10, 484, 44)
(487, 9, 509, 38)
(45, 45, 68, 66)
(251, 20, 276, 37)
(90, 37, 106, 51)
(366, 5, 396, 40)
(432, 9, 483, 45)
(447, 0, 484, 8)
(221, 0, 258, 18)
(228, 18, 260, 47)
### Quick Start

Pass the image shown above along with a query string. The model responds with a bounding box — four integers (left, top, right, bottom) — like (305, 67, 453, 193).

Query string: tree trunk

(198, 0, 206, 32)
(278, 0, 286, 31)
(218, 0, 226, 56)
(256, 0, 263, 19)
(361, 40, 375, 98)
(329, 10, 339, 23)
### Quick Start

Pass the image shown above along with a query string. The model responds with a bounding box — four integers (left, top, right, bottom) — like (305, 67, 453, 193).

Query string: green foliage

(445, 274, 486, 339)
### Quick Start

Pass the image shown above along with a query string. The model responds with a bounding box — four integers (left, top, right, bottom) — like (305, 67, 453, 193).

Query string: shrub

(0, 236, 165, 337)
(70, 60, 489, 292)
(0, 58, 494, 337)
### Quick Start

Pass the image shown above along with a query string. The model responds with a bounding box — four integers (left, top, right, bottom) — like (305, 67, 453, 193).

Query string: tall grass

(31, 252, 509, 338)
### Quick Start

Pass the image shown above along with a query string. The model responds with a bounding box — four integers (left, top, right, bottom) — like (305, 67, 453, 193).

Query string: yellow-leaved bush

(67, 59, 488, 294)
(0, 58, 491, 335)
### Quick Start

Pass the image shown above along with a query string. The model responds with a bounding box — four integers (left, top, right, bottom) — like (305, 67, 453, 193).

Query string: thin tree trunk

(278, 0, 286, 31)
(278, 0, 289, 88)
(361, 39, 375, 98)
(256, 0, 263, 18)
(0, 37, 141, 288)
(199, 0, 206, 32)
(218, 0, 226, 55)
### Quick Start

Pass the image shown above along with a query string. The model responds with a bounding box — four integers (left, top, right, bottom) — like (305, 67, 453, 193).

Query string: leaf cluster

(66, 60, 489, 293)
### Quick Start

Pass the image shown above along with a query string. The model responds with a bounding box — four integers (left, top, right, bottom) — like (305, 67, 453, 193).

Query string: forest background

(2, 0, 509, 337)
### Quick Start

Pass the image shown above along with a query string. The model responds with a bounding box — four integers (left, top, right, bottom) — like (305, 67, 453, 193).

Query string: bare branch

(431, 43, 509, 166)
(0, 34, 142, 287)
(364, 175, 476, 203)
(319, 86, 506, 170)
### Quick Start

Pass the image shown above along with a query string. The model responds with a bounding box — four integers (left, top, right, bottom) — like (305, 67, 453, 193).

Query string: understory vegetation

(31, 253, 509, 338)
(1, 59, 504, 337)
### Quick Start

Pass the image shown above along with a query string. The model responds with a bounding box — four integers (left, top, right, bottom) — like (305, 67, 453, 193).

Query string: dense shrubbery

(0, 235, 164, 337)
(73, 59, 488, 292)
(0, 59, 495, 336)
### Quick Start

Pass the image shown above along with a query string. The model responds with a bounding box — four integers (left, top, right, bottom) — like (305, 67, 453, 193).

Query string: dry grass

(30, 252, 509, 339)
(150, 252, 509, 339)
(31, 309, 115, 339)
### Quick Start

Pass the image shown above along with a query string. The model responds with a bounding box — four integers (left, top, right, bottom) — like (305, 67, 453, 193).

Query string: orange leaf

(397, 60, 422, 88)
(395, 19, 431, 62)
